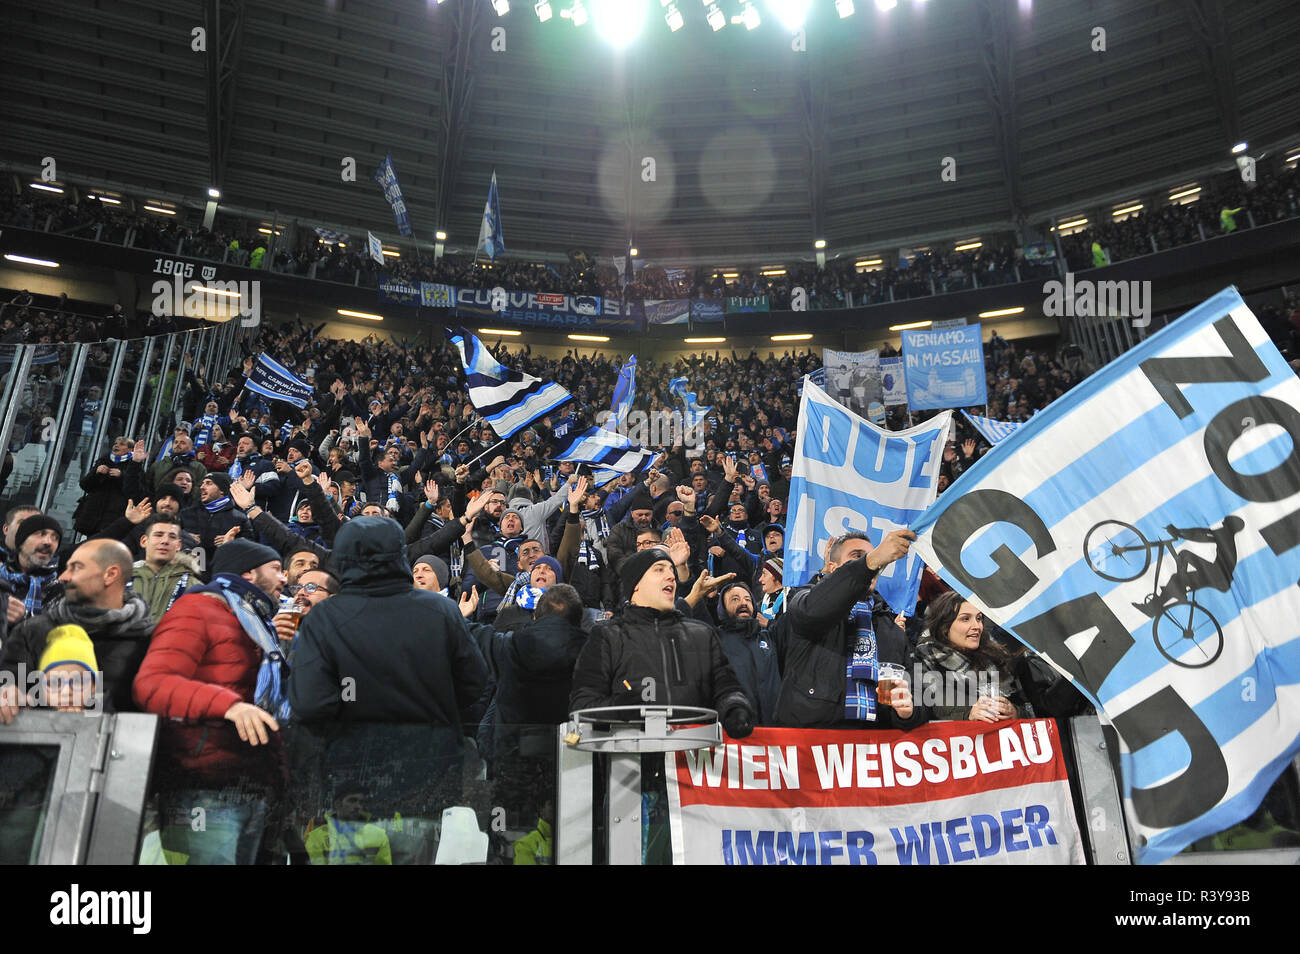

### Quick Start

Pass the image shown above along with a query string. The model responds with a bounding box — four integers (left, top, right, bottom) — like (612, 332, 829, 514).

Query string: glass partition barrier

(46, 342, 120, 535)
(4, 345, 79, 511)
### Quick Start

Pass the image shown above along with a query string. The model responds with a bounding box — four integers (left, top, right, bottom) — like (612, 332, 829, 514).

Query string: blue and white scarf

(515, 585, 544, 610)
(110, 451, 132, 464)
(278, 421, 294, 444)
(386, 471, 402, 511)
(845, 599, 878, 722)
(582, 508, 610, 540)
(193, 413, 218, 450)
(759, 587, 786, 621)
(190, 573, 291, 723)
(204, 495, 233, 514)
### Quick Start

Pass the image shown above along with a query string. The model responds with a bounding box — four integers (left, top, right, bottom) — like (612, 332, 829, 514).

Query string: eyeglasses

(287, 582, 336, 596)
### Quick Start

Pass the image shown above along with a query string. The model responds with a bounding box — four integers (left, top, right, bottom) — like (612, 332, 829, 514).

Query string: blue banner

(644, 299, 690, 325)
(421, 282, 455, 308)
(691, 298, 725, 323)
(910, 286, 1300, 863)
(377, 280, 420, 306)
(373, 154, 413, 236)
(453, 289, 640, 332)
(900, 324, 988, 410)
(784, 379, 949, 615)
(880, 356, 907, 406)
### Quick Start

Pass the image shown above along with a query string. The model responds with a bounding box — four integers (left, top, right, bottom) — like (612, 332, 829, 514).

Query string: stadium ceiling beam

(1181, 0, 1241, 148)
(798, 55, 829, 254)
(203, 0, 245, 191)
(974, 0, 1023, 231)
(437, 0, 487, 234)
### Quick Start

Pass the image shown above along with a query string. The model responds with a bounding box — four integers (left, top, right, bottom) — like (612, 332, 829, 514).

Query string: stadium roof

(4, 0, 1299, 262)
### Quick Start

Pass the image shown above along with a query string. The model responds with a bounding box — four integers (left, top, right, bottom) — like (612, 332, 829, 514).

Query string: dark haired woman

(916, 591, 1032, 722)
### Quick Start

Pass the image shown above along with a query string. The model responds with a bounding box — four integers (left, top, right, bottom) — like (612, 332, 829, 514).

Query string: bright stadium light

(29, 183, 64, 194)
(875, 0, 896, 10)
(338, 309, 385, 321)
(767, 0, 810, 31)
(569, 0, 589, 25)
(813, 239, 826, 249)
(664, 2, 684, 30)
(491, 0, 510, 15)
(706, 3, 725, 29)
(835, 0, 854, 16)
(535, 0, 553, 19)
(4, 254, 60, 268)
(741, 1, 761, 28)
(594, 0, 647, 47)
(435, 230, 448, 241)
(1231, 141, 1248, 154)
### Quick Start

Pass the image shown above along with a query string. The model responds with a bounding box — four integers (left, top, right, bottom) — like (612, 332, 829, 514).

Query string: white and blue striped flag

(476, 170, 505, 262)
(314, 227, 350, 245)
(605, 355, 637, 432)
(446, 328, 570, 439)
(910, 287, 1300, 864)
(550, 424, 656, 488)
(962, 410, 1021, 445)
(668, 376, 713, 435)
(244, 354, 314, 409)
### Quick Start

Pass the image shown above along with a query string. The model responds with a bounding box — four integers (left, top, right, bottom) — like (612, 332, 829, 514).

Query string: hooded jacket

(0, 594, 154, 714)
(715, 614, 782, 727)
(288, 516, 488, 730)
(473, 613, 587, 729)
(130, 551, 203, 623)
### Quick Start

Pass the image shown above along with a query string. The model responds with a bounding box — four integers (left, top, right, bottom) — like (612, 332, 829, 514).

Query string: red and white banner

(665, 719, 1084, 865)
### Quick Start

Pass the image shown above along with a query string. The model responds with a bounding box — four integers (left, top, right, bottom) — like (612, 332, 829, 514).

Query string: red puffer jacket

(133, 592, 286, 794)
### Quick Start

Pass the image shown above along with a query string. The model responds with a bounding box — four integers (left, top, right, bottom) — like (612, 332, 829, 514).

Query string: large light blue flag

(962, 410, 1021, 445)
(605, 355, 637, 432)
(446, 328, 569, 439)
(901, 324, 987, 410)
(667, 376, 713, 435)
(477, 171, 505, 262)
(784, 379, 949, 615)
(910, 286, 1300, 864)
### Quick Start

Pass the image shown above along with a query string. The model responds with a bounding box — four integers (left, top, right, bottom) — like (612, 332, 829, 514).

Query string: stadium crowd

(0, 310, 1104, 864)
(5, 161, 1296, 314)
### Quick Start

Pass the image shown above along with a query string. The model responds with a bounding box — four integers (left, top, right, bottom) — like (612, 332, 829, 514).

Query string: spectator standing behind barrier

(0, 514, 65, 623)
(712, 581, 781, 726)
(775, 530, 923, 730)
(915, 592, 1031, 722)
(72, 436, 140, 537)
(1, 539, 152, 721)
(132, 539, 290, 865)
(129, 514, 202, 624)
(288, 516, 488, 859)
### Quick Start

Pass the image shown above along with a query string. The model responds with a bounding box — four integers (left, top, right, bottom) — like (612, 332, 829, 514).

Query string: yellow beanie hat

(39, 624, 99, 678)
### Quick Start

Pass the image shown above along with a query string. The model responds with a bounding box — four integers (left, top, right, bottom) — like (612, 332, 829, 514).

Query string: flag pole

(465, 439, 507, 469)
(445, 415, 483, 448)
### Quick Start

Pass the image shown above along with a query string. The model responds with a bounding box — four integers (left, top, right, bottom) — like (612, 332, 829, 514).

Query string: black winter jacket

(716, 616, 782, 726)
(775, 556, 927, 731)
(0, 595, 154, 714)
(288, 516, 487, 732)
(569, 603, 753, 723)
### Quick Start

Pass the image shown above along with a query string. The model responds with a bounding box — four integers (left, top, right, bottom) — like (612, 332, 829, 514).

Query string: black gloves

(722, 705, 754, 739)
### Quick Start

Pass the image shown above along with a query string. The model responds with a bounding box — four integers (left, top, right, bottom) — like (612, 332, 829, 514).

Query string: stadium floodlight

(875, 0, 896, 10)
(814, 239, 826, 249)
(1231, 141, 1248, 154)
(491, 0, 510, 15)
(767, 0, 809, 31)
(535, 0, 552, 19)
(29, 183, 64, 194)
(338, 309, 385, 321)
(978, 306, 1025, 318)
(706, 3, 725, 29)
(435, 230, 448, 241)
(207, 187, 221, 199)
(835, 0, 854, 16)
(629, 247, 638, 256)
(741, 2, 760, 28)
(569, 334, 611, 342)
(4, 254, 60, 268)
(593, 0, 647, 46)
(664, 2, 684, 30)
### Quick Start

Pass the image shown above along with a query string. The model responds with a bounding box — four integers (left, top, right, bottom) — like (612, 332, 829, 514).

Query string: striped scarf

(190, 574, 292, 723)
(193, 413, 218, 449)
(582, 508, 610, 540)
(844, 599, 878, 722)
(0, 564, 58, 616)
(110, 452, 132, 464)
(204, 495, 232, 513)
(278, 421, 293, 443)
(386, 471, 402, 512)
(759, 587, 786, 620)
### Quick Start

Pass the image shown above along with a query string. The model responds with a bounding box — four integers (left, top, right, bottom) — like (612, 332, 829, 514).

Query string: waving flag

(668, 376, 713, 435)
(245, 354, 313, 409)
(784, 379, 948, 614)
(605, 355, 638, 432)
(551, 424, 656, 488)
(910, 287, 1300, 864)
(446, 328, 569, 439)
(962, 410, 1021, 445)
(313, 227, 350, 245)
(367, 231, 384, 265)
(477, 171, 505, 262)
(373, 154, 413, 235)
